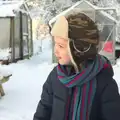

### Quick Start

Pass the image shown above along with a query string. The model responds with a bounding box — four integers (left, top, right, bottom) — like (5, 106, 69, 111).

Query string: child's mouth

(57, 57, 61, 60)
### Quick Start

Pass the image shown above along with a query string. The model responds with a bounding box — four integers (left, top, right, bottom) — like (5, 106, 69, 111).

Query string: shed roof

(0, 1, 30, 17)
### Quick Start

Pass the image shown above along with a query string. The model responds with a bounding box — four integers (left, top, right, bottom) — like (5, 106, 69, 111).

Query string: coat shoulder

(96, 66, 118, 97)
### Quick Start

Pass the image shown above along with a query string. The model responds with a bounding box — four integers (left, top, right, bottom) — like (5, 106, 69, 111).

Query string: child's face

(54, 36, 71, 65)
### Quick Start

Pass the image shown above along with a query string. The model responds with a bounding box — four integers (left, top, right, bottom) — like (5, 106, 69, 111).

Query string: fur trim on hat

(51, 16, 69, 40)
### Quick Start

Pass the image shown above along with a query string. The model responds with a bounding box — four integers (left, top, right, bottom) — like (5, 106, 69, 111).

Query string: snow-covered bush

(0, 48, 11, 61)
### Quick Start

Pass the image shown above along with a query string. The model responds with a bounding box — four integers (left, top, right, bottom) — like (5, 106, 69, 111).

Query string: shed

(0, 1, 33, 63)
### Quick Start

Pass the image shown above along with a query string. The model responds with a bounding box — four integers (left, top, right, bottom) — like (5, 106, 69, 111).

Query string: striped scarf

(57, 55, 111, 120)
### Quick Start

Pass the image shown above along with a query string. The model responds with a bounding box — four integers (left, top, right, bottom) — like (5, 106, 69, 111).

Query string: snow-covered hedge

(0, 48, 11, 61)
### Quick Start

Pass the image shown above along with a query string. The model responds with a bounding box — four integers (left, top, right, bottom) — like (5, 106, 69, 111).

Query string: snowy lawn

(0, 39, 55, 120)
(0, 62, 55, 120)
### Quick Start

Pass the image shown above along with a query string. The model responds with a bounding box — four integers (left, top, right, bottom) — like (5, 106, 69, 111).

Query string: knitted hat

(51, 12, 99, 72)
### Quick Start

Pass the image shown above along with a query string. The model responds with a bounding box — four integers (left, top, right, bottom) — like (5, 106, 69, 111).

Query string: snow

(0, 37, 120, 120)
(0, 1, 25, 17)
(49, 0, 117, 25)
(0, 63, 55, 120)
(0, 38, 55, 120)
(49, 1, 81, 26)
(49, 0, 117, 26)
(0, 48, 11, 61)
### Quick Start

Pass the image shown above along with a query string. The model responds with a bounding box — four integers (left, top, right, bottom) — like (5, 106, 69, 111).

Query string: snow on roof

(100, 11, 117, 23)
(0, 1, 25, 17)
(49, 0, 117, 26)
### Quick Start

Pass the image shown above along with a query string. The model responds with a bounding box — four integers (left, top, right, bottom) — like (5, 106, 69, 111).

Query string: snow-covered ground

(0, 38, 55, 120)
(0, 38, 120, 120)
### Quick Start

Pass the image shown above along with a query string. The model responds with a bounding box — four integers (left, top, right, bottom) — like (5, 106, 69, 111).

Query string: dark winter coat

(33, 66, 120, 120)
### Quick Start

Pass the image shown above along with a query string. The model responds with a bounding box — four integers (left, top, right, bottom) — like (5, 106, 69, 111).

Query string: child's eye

(59, 45, 64, 48)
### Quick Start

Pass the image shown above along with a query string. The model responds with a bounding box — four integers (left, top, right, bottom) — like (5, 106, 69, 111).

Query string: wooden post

(26, 14, 29, 58)
(0, 84, 5, 97)
(30, 17, 33, 56)
(112, 23, 116, 64)
(20, 12, 23, 60)
(10, 17, 15, 62)
(0, 75, 12, 98)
